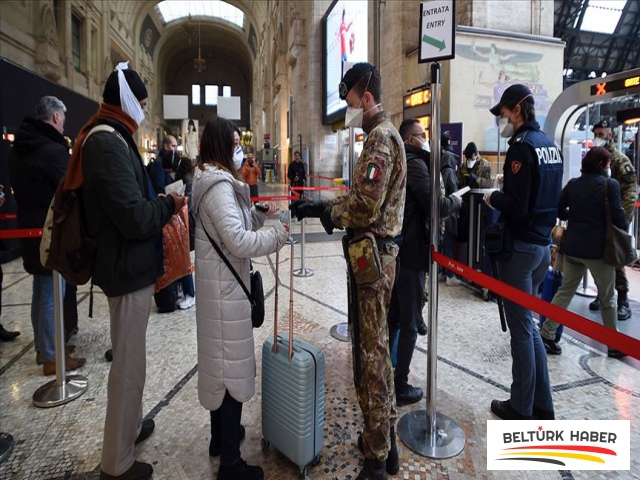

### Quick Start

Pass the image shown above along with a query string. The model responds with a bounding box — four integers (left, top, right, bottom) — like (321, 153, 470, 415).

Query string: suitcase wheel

(312, 455, 321, 466)
(261, 438, 270, 451)
(482, 288, 491, 301)
(300, 466, 307, 479)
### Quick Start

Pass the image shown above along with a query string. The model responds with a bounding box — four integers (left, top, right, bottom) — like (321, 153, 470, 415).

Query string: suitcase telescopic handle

(288, 242, 294, 361)
(272, 242, 295, 362)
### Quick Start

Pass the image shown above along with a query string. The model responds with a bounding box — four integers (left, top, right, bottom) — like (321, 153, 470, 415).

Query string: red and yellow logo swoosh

(497, 445, 617, 466)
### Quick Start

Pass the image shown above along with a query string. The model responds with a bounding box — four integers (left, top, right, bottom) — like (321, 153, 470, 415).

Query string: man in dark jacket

(8, 96, 86, 375)
(72, 64, 185, 480)
(148, 136, 177, 195)
(387, 119, 460, 406)
(440, 135, 462, 285)
(288, 150, 306, 189)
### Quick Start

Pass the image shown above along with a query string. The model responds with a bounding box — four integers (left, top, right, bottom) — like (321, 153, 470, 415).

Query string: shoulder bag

(603, 179, 636, 267)
(200, 219, 265, 328)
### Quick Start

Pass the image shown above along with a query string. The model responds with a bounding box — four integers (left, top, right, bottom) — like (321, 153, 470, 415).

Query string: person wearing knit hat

(73, 62, 185, 480)
(457, 142, 492, 189)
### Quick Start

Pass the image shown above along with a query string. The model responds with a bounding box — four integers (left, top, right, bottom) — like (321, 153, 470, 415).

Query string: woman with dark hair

(191, 117, 289, 480)
(539, 147, 629, 358)
(175, 157, 196, 309)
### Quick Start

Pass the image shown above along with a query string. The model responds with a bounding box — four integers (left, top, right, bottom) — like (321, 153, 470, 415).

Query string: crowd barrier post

(293, 217, 314, 278)
(398, 62, 466, 459)
(33, 271, 88, 408)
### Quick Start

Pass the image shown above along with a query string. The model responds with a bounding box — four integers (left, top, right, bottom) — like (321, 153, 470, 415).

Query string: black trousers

(210, 390, 243, 466)
(63, 284, 78, 341)
(387, 262, 425, 388)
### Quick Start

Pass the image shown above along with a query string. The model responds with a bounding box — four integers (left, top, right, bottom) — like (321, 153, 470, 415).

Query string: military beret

(592, 120, 611, 131)
(463, 142, 478, 158)
(490, 84, 534, 116)
(339, 62, 377, 100)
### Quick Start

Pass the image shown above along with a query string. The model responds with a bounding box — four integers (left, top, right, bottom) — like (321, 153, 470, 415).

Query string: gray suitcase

(261, 244, 325, 478)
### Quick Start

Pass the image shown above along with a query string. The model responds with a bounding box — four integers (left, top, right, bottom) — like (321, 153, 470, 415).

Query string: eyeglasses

(411, 132, 427, 140)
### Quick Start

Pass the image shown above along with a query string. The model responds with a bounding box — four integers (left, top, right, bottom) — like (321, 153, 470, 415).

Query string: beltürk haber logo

(487, 420, 630, 470)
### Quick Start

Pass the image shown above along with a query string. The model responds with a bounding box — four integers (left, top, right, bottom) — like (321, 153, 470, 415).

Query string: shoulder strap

(604, 179, 612, 225)
(83, 124, 128, 149)
(199, 219, 254, 306)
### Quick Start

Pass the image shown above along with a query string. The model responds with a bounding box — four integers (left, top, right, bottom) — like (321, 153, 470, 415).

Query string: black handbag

(201, 220, 265, 328)
(603, 180, 636, 267)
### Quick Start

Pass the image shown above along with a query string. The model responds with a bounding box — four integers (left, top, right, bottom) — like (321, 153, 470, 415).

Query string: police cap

(592, 120, 611, 131)
(489, 84, 534, 116)
(339, 62, 376, 100)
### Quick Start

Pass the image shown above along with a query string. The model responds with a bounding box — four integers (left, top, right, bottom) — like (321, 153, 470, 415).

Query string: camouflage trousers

(615, 265, 629, 293)
(351, 256, 397, 462)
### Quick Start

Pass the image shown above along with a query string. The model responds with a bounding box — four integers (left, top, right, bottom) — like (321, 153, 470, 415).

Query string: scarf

(63, 103, 139, 191)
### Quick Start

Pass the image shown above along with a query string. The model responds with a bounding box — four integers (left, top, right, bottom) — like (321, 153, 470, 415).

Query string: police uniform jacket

(559, 173, 628, 260)
(489, 120, 563, 245)
(330, 110, 406, 241)
(400, 145, 459, 271)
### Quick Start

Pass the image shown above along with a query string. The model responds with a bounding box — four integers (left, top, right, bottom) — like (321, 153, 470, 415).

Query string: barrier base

(330, 322, 350, 342)
(575, 285, 598, 298)
(285, 238, 298, 245)
(397, 411, 466, 459)
(293, 268, 314, 277)
(0, 433, 14, 463)
(33, 375, 88, 408)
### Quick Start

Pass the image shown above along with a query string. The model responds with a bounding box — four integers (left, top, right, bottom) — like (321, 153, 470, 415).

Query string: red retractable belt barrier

(432, 249, 640, 360)
(308, 174, 337, 181)
(291, 186, 349, 192)
(250, 194, 299, 202)
(0, 228, 43, 239)
(636, 201, 640, 208)
(0, 213, 17, 220)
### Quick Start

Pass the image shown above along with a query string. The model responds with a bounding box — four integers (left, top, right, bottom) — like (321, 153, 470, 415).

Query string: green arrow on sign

(422, 34, 446, 51)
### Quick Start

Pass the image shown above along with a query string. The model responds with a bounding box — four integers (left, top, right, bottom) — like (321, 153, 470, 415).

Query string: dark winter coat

(8, 117, 69, 275)
(440, 149, 459, 236)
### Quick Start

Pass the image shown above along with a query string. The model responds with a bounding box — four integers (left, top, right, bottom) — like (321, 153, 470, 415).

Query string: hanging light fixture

(182, 14, 197, 44)
(194, 21, 206, 73)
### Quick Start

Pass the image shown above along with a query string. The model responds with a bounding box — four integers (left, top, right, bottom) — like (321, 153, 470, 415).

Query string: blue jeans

(496, 240, 554, 416)
(31, 275, 65, 362)
(181, 274, 195, 297)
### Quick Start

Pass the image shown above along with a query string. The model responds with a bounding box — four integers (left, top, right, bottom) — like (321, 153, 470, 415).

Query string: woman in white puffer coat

(191, 117, 288, 480)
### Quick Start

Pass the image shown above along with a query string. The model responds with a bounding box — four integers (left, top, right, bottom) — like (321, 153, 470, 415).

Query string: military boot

(617, 291, 632, 321)
(355, 458, 387, 480)
(357, 427, 399, 475)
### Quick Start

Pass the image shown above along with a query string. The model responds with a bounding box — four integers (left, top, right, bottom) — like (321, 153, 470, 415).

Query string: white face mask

(606, 167, 612, 177)
(421, 138, 430, 153)
(592, 138, 606, 147)
(498, 117, 515, 138)
(345, 106, 363, 129)
(467, 159, 477, 169)
(233, 147, 244, 170)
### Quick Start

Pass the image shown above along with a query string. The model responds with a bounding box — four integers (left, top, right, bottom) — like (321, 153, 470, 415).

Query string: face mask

(467, 159, 476, 169)
(233, 147, 243, 170)
(606, 167, 611, 177)
(592, 138, 606, 147)
(345, 106, 363, 129)
(421, 138, 430, 153)
(499, 116, 515, 138)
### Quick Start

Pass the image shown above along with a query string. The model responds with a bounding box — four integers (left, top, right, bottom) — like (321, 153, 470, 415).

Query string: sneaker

(135, 419, 155, 445)
(43, 355, 86, 376)
(178, 295, 195, 310)
(607, 349, 627, 359)
(210, 425, 246, 457)
(217, 458, 263, 480)
(589, 298, 601, 311)
(445, 276, 462, 286)
(100, 460, 153, 480)
(417, 317, 427, 336)
(490, 399, 532, 420)
(396, 383, 423, 406)
(541, 336, 562, 355)
(617, 301, 632, 321)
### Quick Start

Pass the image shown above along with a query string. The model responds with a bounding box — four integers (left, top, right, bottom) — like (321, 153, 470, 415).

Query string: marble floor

(1, 190, 639, 480)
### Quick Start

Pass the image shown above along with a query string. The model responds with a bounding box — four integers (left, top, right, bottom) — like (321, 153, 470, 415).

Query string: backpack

(40, 125, 120, 285)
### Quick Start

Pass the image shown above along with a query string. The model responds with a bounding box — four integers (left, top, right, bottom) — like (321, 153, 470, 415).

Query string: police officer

(458, 142, 492, 188)
(589, 120, 638, 320)
(484, 84, 563, 420)
(291, 63, 406, 480)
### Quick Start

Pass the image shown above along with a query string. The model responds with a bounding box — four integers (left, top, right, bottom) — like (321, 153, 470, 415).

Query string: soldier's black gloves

(289, 200, 324, 220)
(320, 207, 336, 235)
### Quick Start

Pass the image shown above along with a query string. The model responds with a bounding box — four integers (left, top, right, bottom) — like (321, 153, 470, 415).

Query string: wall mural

(248, 24, 258, 57)
(140, 15, 160, 57)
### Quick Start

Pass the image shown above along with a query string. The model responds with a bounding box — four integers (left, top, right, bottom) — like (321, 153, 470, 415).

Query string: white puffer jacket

(192, 164, 288, 411)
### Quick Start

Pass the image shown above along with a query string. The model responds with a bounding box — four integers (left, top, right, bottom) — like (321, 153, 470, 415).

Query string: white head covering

(115, 62, 146, 126)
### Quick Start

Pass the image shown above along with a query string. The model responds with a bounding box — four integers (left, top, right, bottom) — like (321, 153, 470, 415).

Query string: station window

(192, 84, 201, 105)
(222, 85, 231, 97)
(205, 85, 218, 106)
(71, 13, 82, 71)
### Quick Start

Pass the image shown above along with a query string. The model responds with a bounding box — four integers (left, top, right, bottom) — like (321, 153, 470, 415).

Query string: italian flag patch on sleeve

(366, 164, 379, 180)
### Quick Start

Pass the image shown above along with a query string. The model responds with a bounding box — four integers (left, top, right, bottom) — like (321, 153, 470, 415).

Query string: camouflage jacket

(607, 141, 638, 220)
(457, 157, 492, 188)
(330, 111, 407, 238)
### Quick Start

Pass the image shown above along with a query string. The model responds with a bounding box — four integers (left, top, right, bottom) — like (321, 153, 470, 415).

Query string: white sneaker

(175, 295, 184, 307)
(445, 276, 462, 286)
(178, 295, 195, 310)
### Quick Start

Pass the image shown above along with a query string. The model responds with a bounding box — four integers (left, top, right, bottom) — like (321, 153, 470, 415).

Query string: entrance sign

(419, 0, 455, 63)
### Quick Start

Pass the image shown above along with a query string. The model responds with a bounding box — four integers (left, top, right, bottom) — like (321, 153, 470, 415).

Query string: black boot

(395, 382, 423, 406)
(357, 427, 399, 475)
(355, 458, 387, 480)
(417, 317, 427, 336)
(617, 291, 632, 321)
(0, 324, 20, 342)
(217, 458, 263, 480)
(589, 298, 601, 311)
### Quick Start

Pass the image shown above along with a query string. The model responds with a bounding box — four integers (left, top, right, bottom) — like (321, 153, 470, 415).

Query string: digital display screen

(322, 0, 368, 125)
(590, 75, 640, 96)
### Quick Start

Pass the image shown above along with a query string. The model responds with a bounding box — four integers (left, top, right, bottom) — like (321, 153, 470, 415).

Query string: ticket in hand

(165, 180, 185, 196)
(279, 209, 291, 229)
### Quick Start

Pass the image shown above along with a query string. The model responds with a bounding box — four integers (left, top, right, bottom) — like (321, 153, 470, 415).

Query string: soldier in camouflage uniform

(457, 141, 493, 188)
(291, 63, 406, 480)
(589, 120, 638, 320)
